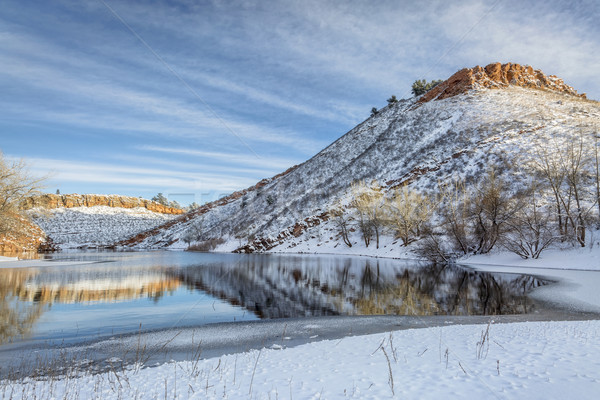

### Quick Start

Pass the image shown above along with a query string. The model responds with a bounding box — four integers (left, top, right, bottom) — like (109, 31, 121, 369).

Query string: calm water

(0, 251, 545, 347)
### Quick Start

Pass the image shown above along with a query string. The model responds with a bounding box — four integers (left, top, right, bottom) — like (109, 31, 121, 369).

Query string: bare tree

(0, 153, 45, 235)
(561, 136, 590, 246)
(470, 168, 518, 254)
(182, 218, 204, 246)
(351, 181, 385, 248)
(437, 178, 474, 255)
(502, 181, 556, 259)
(387, 187, 434, 246)
(533, 147, 568, 239)
(430, 170, 517, 258)
(535, 134, 596, 246)
(329, 201, 353, 247)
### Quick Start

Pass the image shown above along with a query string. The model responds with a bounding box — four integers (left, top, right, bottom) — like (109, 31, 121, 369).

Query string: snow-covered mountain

(119, 62, 600, 254)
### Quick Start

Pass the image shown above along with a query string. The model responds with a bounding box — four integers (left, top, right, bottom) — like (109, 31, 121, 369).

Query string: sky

(1, 0, 599, 206)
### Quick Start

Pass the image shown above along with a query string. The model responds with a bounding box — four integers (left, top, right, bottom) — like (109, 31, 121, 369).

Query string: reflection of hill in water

(173, 256, 544, 319)
(0, 266, 180, 344)
(20, 268, 180, 303)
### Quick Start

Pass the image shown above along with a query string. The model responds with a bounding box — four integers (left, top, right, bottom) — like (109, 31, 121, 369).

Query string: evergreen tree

(411, 79, 443, 97)
(152, 193, 169, 206)
(187, 202, 201, 211)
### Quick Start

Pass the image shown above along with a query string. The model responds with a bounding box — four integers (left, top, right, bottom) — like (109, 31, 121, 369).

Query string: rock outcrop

(0, 214, 54, 256)
(420, 62, 586, 102)
(20, 194, 184, 215)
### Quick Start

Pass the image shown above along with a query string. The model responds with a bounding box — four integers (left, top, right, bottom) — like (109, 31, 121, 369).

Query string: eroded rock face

(20, 194, 184, 215)
(0, 214, 51, 255)
(420, 62, 586, 102)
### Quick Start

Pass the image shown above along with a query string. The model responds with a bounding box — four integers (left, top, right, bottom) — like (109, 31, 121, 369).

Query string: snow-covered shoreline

(2, 246, 600, 399)
(4, 319, 599, 399)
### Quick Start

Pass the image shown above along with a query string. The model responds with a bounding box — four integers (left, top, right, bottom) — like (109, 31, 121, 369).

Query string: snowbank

(462, 245, 600, 271)
(5, 320, 599, 399)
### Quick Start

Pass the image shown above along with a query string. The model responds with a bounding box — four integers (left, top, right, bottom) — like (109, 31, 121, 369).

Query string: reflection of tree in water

(355, 263, 542, 316)
(175, 257, 545, 319)
(0, 269, 46, 344)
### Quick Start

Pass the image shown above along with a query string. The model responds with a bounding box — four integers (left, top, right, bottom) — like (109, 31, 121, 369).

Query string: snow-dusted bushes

(187, 237, 226, 252)
(30, 206, 176, 248)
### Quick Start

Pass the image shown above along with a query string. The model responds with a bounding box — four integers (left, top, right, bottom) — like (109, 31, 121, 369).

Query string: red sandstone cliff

(20, 194, 184, 215)
(420, 62, 586, 103)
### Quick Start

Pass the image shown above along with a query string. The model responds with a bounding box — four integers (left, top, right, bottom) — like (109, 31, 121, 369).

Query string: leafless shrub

(187, 237, 225, 252)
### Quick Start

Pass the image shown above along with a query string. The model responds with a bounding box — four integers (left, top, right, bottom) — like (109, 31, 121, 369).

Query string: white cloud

(21, 156, 258, 193)
(0, 33, 328, 154)
(2, 0, 600, 200)
(137, 145, 301, 171)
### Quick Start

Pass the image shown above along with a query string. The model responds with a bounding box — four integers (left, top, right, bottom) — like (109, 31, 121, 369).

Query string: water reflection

(0, 269, 46, 344)
(0, 253, 545, 345)
(21, 267, 180, 303)
(0, 264, 182, 344)
(173, 256, 544, 319)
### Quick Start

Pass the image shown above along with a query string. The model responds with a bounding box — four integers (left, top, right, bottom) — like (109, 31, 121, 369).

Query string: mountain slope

(120, 63, 599, 253)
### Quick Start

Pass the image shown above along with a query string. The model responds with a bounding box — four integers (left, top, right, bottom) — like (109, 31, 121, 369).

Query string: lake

(0, 251, 546, 349)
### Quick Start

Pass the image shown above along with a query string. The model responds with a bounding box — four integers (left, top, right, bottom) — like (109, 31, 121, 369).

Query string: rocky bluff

(421, 62, 586, 102)
(20, 194, 184, 215)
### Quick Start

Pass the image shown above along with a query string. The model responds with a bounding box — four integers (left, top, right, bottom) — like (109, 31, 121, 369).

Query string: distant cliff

(20, 194, 184, 215)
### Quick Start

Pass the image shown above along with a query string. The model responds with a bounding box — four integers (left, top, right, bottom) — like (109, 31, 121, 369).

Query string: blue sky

(2, 0, 599, 205)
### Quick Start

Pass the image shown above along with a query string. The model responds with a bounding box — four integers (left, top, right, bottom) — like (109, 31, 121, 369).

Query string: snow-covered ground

(3, 319, 599, 399)
(463, 245, 600, 271)
(27, 206, 177, 249)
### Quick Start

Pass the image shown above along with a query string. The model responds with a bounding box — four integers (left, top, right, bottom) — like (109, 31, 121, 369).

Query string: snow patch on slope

(28, 206, 177, 249)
